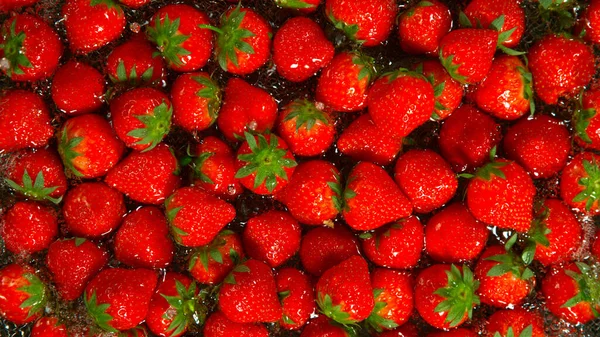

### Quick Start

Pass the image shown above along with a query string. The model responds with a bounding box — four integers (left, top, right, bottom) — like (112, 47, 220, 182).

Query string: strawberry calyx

(326, 9, 364, 44)
(127, 101, 172, 152)
(350, 51, 376, 83)
(538, 0, 577, 32)
(494, 325, 534, 337)
(433, 264, 480, 327)
(327, 169, 348, 213)
(193, 75, 221, 122)
(191, 152, 216, 185)
(573, 90, 597, 144)
(562, 262, 600, 315)
(223, 262, 251, 285)
(359, 221, 404, 249)
(517, 60, 535, 116)
(404, 1, 435, 17)
(147, 14, 191, 67)
(5, 170, 62, 204)
(485, 234, 535, 281)
(90, 0, 122, 11)
(0, 18, 32, 78)
(188, 230, 238, 272)
(521, 206, 551, 265)
(439, 50, 468, 84)
(489, 15, 525, 56)
(161, 280, 207, 336)
(165, 194, 187, 243)
(109, 60, 154, 85)
(382, 68, 426, 83)
(283, 99, 330, 131)
(17, 272, 47, 320)
(274, 0, 315, 9)
(573, 157, 600, 211)
(317, 292, 359, 326)
(467, 147, 508, 181)
(84, 291, 117, 333)
(57, 126, 84, 177)
(364, 288, 400, 333)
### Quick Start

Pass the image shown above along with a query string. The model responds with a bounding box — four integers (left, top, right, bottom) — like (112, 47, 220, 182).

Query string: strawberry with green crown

(463, 0, 525, 48)
(398, 0, 452, 55)
(30, 317, 69, 337)
(0, 264, 47, 325)
(51, 61, 105, 116)
(366, 269, 414, 333)
(106, 34, 166, 86)
(276, 268, 315, 330)
(560, 151, 600, 214)
(486, 308, 546, 337)
(171, 72, 221, 132)
(414, 60, 463, 120)
(300, 316, 353, 337)
(188, 230, 245, 285)
(573, 83, 600, 150)
(274, 0, 321, 13)
(1, 201, 58, 255)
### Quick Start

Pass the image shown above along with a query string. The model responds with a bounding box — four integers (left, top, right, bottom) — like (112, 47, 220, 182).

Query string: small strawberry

(171, 72, 220, 132)
(577, 0, 600, 44)
(118, 0, 150, 8)
(219, 259, 282, 323)
(188, 230, 245, 285)
(425, 203, 489, 263)
(273, 17, 334, 82)
(366, 269, 414, 333)
(300, 316, 351, 337)
(361, 217, 424, 269)
(276, 99, 335, 157)
(415, 60, 463, 120)
(343, 161, 413, 231)
(398, 0, 452, 55)
(463, 0, 525, 48)
(299, 226, 360, 276)
(379, 323, 419, 337)
(105, 143, 181, 205)
(486, 308, 546, 337)
(46, 238, 108, 301)
(62, 0, 126, 54)
(325, 0, 397, 46)
(276, 268, 315, 330)
(62, 182, 126, 238)
(0, 14, 62, 81)
(146, 4, 213, 72)
(51, 61, 105, 116)
(274, 0, 320, 13)
(1, 201, 57, 255)
(0, 0, 38, 12)
(31, 317, 68, 337)
(574, 83, 600, 150)
(203, 311, 269, 337)
(560, 151, 600, 214)
(0, 264, 47, 325)
(106, 35, 166, 86)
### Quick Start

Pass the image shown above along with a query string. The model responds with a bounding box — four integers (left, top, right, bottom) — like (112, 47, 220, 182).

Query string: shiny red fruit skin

(0, 0, 38, 11)
(106, 35, 166, 85)
(146, 272, 196, 337)
(371, 268, 414, 328)
(362, 216, 424, 269)
(51, 61, 105, 116)
(486, 308, 546, 337)
(560, 152, 600, 214)
(192, 136, 243, 200)
(398, 0, 452, 55)
(0, 264, 43, 324)
(189, 231, 245, 285)
(418, 60, 463, 120)
(532, 199, 581, 266)
(2, 201, 57, 254)
(464, 0, 525, 47)
(300, 315, 349, 337)
(276, 268, 315, 330)
(6, 148, 68, 199)
(577, 0, 600, 44)
(300, 226, 360, 276)
(31, 317, 68, 337)
(428, 329, 478, 337)
(119, 0, 151, 8)
(276, 102, 335, 157)
(171, 72, 218, 132)
(203, 311, 269, 337)
(575, 84, 600, 150)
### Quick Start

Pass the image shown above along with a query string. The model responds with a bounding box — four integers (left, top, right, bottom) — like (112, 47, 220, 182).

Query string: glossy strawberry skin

(119, 0, 150, 8)
(276, 268, 315, 330)
(5, 148, 68, 200)
(577, 0, 600, 44)
(106, 35, 166, 85)
(2, 201, 57, 255)
(189, 231, 245, 285)
(370, 268, 414, 329)
(171, 72, 220, 132)
(276, 101, 335, 157)
(486, 308, 546, 337)
(0, 0, 38, 11)
(300, 226, 360, 276)
(398, 0, 452, 55)
(379, 323, 419, 337)
(300, 315, 349, 337)
(46, 238, 108, 301)
(417, 60, 463, 120)
(191, 136, 242, 200)
(0, 264, 45, 325)
(203, 311, 269, 337)
(146, 272, 197, 337)
(31, 317, 68, 337)
(560, 152, 600, 214)
(51, 61, 105, 116)
(428, 329, 478, 337)
(362, 217, 424, 269)
(464, 0, 525, 48)
(243, 211, 301, 268)
(575, 84, 600, 150)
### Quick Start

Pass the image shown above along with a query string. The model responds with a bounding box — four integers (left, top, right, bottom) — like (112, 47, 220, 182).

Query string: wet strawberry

(0, 0, 38, 11)
(274, 0, 320, 13)
(366, 269, 414, 332)
(463, 0, 525, 48)
(560, 151, 600, 214)
(188, 230, 245, 285)
(428, 329, 478, 337)
(577, 0, 600, 44)
(0, 264, 47, 325)
(300, 315, 351, 337)
(574, 83, 600, 150)
(299, 225, 360, 276)
(171, 72, 220, 132)
(203, 311, 269, 337)
(31, 317, 68, 337)
(119, 0, 150, 8)
(398, 0, 452, 55)
(276, 268, 315, 330)
(486, 308, 546, 337)
(106, 35, 166, 86)
(1, 201, 57, 255)
(379, 323, 419, 337)
(51, 61, 105, 116)
(415, 60, 463, 120)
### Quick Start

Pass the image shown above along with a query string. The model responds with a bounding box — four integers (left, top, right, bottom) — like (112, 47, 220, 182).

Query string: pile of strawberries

(2, 0, 600, 336)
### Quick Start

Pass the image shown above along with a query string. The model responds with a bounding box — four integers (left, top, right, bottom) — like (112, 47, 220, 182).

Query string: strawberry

(438, 104, 502, 172)
(106, 35, 166, 86)
(394, 149, 458, 213)
(415, 60, 463, 120)
(146, 4, 213, 72)
(577, 0, 600, 44)
(316, 256, 374, 324)
(0, 90, 53, 153)
(316, 51, 375, 112)
(274, 0, 320, 13)
(171, 72, 220, 132)
(414, 264, 479, 329)
(299, 225, 360, 276)
(203, 311, 268, 337)
(4, 148, 67, 204)
(398, 0, 452, 55)
(361, 216, 424, 269)
(367, 69, 435, 138)
(503, 115, 570, 178)
(425, 203, 489, 263)
(105, 143, 181, 204)
(31, 317, 68, 337)
(541, 262, 600, 324)
(379, 323, 419, 337)
(275, 160, 340, 225)
(62, 0, 126, 54)
(366, 268, 413, 332)
(528, 34, 595, 105)
(0, 0, 38, 11)
(486, 308, 546, 337)
(63, 182, 126, 238)
(276, 268, 315, 330)
(559, 151, 600, 214)
(574, 83, 600, 150)
(336, 114, 403, 165)
(466, 155, 536, 233)
(114, 206, 174, 269)
(472, 55, 534, 119)
(343, 162, 412, 230)
(118, 0, 150, 8)
(110, 87, 172, 152)
(325, 0, 397, 47)
(463, 0, 525, 48)
(57, 114, 125, 178)
(273, 17, 334, 82)
(429, 329, 478, 337)
(0, 264, 47, 325)
(46, 238, 108, 301)
(1, 201, 57, 255)
(0, 14, 62, 81)
(188, 230, 244, 285)
(300, 316, 351, 337)
(201, 5, 271, 74)
(243, 210, 301, 267)
(235, 133, 297, 195)
(276, 99, 335, 156)
(84, 268, 158, 332)
(165, 187, 236, 247)
(218, 259, 282, 323)
(51, 61, 105, 116)
(217, 78, 278, 141)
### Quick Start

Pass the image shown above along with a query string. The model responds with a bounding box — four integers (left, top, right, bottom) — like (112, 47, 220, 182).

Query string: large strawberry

(106, 34, 166, 86)
(51, 61, 105, 116)
(0, 264, 47, 325)
(560, 151, 600, 214)
(31, 317, 69, 337)
(398, 0, 452, 55)
(361, 217, 424, 269)
(366, 268, 414, 333)
(415, 60, 463, 120)
(243, 210, 301, 267)
(203, 311, 269, 337)
(276, 268, 315, 330)
(487, 308, 546, 337)
(188, 230, 245, 285)
(171, 72, 220, 132)
(299, 226, 360, 276)
(325, 0, 397, 46)
(463, 0, 525, 48)
(1, 201, 57, 255)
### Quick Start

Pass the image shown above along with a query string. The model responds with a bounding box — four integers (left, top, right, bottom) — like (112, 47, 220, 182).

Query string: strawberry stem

(0, 18, 32, 77)
(433, 264, 480, 327)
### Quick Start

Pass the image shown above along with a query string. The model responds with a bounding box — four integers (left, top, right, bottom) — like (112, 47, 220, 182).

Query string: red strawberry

(486, 308, 546, 337)
(361, 217, 424, 269)
(171, 72, 220, 132)
(0, 0, 38, 12)
(414, 264, 479, 329)
(31, 317, 68, 337)
(0, 14, 62, 81)
(394, 149, 457, 213)
(243, 210, 301, 267)
(577, 0, 600, 44)
(574, 83, 600, 150)
(425, 203, 489, 263)
(379, 324, 418, 337)
(343, 162, 412, 231)
(4, 148, 67, 204)
(528, 34, 595, 105)
(165, 187, 236, 247)
(218, 259, 282, 323)
(106, 35, 166, 86)
(438, 104, 502, 172)
(428, 329, 478, 337)
(114, 206, 174, 269)
(203, 311, 268, 337)
(275, 160, 340, 225)
(105, 143, 181, 204)
(63, 182, 126, 238)
(202, 5, 271, 74)
(0, 264, 47, 325)
(273, 17, 334, 82)
(325, 0, 397, 47)
(217, 78, 278, 141)
(146, 4, 213, 72)
(560, 151, 600, 214)
(2, 201, 57, 255)
(0, 90, 53, 153)
(368, 69, 435, 138)
(188, 230, 245, 285)
(415, 60, 463, 120)
(463, 0, 525, 48)
(51, 61, 105, 116)
(300, 316, 350, 337)
(503, 115, 570, 178)
(110, 87, 172, 152)
(336, 114, 403, 165)
(57, 114, 125, 178)
(46, 238, 108, 301)
(366, 269, 414, 332)
(62, 0, 125, 54)
(398, 0, 452, 55)
(274, 0, 320, 13)
(299, 225, 360, 276)
(276, 268, 315, 330)
(84, 268, 158, 332)
(316, 256, 374, 324)
(276, 99, 335, 157)
(316, 51, 374, 112)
